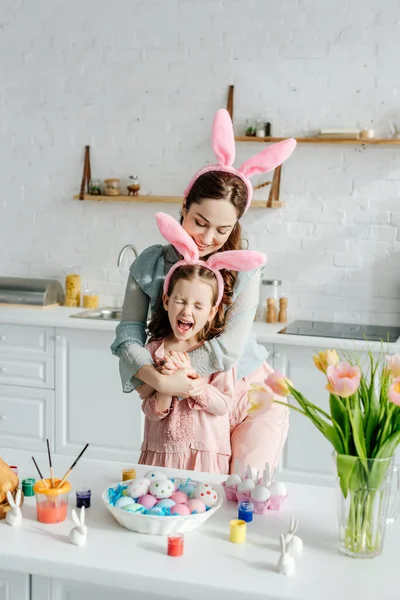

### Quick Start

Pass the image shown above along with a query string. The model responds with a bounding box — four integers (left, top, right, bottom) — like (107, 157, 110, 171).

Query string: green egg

(122, 489, 130, 496)
(122, 503, 145, 514)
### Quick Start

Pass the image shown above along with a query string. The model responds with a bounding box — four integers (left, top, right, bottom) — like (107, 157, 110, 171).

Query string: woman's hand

(156, 367, 205, 397)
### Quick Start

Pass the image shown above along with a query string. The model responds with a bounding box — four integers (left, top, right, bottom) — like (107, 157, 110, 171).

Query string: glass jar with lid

(104, 178, 121, 196)
(256, 279, 282, 322)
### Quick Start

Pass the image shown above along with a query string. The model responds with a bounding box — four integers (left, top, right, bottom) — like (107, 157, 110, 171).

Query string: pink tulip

(247, 383, 275, 416)
(386, 354, 400, 379)
(266, 372, 292, 397)
(313, 349, 340, 373)
(389, 377, 400, 406)
(326, 361, 361, 398)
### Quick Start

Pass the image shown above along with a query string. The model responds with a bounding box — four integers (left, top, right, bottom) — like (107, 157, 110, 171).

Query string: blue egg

(146, 506, 164, 516)
(179, 483, 196, 497)
(157, 498, 176, 509)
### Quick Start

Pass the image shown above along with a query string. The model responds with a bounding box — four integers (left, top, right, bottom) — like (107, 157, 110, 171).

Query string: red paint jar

(167, 533, 184, 557)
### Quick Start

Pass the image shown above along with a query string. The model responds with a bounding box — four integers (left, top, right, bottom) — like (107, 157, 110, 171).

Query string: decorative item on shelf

(266, 298, 277, 323)
(127, 174, 141, 196)
(89, 179, 102, 195)
(360, 128, 375, 139)
(79, 145, 91, 200)
(318, 128, 360, 139)
(104, 178, 121, 196)
(278, 297, 288, 323)
(250, 350, 400, 558)
(265, 122, 271, 136)
(82, 289, 99, 309)
(256, 121, 266, 138)
(245, 118, 256, 137)
(64, 267, 81, 307)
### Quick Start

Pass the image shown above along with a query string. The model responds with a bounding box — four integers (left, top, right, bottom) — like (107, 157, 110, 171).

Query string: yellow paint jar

(229, 519, 247, 544)
(122, 467, 136, 481)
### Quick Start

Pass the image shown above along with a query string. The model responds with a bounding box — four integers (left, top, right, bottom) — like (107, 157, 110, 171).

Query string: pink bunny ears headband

(156, 212, 266, 306)
(184, 109, 297, 214)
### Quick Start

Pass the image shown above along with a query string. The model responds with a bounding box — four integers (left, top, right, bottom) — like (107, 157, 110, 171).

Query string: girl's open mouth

(177, 319, 193, 333)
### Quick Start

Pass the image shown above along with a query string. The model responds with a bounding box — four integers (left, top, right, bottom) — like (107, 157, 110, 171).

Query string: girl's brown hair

(148, 264, 226, 343)
(182, 171, 248, 305)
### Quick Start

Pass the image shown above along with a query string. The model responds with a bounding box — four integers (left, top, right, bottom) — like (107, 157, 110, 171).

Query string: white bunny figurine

(69, 506, 87, 546)
(277, 533, 296, 576)
(285, 517, 303, 556)
(5, 490, 22, 527)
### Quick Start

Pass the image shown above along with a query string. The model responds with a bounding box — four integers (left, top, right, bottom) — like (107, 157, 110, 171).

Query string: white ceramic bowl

(102, 479, 223, 535)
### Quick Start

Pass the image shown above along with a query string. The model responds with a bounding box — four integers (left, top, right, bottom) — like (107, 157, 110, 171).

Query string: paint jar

(9, 466, 18, 477)
(76, 489, 91, 509)
(22, 478, 35, 497)
(230, 519, 247, 543)
(33, 479, 71, 524)
(167, 533, 184, 557)
(122, 467, 136, 481)
(238, 500, 254, 523)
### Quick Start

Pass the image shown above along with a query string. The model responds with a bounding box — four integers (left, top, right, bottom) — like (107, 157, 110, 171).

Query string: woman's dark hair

(148, 264, 226, 343)
(181, 171, 248, 305)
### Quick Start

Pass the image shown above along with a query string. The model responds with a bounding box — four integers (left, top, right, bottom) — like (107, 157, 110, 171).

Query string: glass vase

(334, 453, 395, 558)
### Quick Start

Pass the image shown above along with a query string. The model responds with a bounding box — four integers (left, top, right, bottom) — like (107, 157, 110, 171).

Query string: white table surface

(0, 449, 397, 600)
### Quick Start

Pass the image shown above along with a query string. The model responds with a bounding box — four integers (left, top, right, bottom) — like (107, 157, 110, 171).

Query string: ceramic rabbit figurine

(277, 533, 295, 576)
(285, 517, 303, 556)
(5, 489, 22, 527)
(69, 506, 87, 546)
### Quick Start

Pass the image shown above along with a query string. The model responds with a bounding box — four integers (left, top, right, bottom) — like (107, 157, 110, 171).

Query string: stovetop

(278, 320, 400, 342)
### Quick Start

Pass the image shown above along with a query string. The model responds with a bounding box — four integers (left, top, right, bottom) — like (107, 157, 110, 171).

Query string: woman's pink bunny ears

(156, 212, 266, 306)
(184, 109, 297, 213)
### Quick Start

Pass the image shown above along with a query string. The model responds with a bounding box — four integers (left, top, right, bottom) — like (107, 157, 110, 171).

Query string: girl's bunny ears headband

(156, 212, 266, 306)
(184, 109, 297, 214)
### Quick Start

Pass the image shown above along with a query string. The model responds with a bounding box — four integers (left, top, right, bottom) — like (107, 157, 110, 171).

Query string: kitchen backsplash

(1, 0, 400, 325)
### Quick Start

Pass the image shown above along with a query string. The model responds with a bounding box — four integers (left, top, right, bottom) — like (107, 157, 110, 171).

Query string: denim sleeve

(189, 268, 261, 376)
(111, 273, 153, 393)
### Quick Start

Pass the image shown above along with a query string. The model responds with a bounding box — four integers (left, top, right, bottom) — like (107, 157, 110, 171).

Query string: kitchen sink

(70, 307, 122, 321)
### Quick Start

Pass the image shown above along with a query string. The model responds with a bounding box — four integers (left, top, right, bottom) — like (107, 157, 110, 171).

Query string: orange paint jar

(33, 479, 71, 524)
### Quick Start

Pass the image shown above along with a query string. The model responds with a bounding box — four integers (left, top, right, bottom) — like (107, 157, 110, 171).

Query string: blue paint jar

(238, 500, 254, 523)
(76, 489, 91, 509)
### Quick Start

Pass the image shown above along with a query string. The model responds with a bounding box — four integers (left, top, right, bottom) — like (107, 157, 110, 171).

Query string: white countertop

(0, 449, 397, 600)
(1, 306, 399, 350)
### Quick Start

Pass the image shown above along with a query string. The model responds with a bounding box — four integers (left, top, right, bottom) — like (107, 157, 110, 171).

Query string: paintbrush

(46, 439, 55, 488)
(32, 456, 49, 488)
(56, 443, 89, 489)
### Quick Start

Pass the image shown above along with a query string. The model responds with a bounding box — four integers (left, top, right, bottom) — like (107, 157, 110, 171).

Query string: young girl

(138, 213, 266, 474)
(112, 109, 296, 473)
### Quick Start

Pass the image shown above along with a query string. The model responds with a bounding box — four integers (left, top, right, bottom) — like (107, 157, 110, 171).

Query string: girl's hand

(166, 351, 192, 370)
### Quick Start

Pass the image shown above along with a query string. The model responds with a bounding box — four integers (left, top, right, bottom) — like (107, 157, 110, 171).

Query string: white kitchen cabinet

(31, 576, 176, 600)
(0, 571, 29, 600)
(0, 385, 54, 451)
(54, 328, 144, 462)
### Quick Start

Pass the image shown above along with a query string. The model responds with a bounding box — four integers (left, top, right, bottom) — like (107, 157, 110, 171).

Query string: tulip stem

(273, 400, 307, 416)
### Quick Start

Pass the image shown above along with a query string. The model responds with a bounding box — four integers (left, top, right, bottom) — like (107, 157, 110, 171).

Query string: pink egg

(170, 504, 190, 516)
(170, 491, 189, 504)
(186, 499, 206, 514)
(138, 494, 158, 510)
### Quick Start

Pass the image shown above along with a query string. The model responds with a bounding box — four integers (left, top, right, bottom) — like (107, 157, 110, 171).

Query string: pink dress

(138, 341, 236, 474)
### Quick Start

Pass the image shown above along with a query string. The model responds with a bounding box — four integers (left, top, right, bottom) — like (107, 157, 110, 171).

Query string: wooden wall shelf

(73, 194, 272, 208)
(235, 136, 400, 145)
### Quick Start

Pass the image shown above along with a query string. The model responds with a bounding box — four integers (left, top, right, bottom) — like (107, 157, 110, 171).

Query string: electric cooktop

(278, 320, 400, 342)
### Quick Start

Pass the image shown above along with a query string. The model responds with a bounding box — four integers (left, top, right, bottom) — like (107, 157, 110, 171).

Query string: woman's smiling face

(181, 199, 239, 257)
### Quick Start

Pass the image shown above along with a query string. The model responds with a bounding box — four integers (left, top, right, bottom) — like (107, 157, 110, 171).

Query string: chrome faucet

(117, 244, 138, 268)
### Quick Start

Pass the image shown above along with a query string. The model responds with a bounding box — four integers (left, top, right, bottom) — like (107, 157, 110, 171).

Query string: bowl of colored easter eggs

(102, 470, 223, 535)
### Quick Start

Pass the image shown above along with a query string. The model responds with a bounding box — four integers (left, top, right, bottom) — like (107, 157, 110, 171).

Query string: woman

(111, 109, 296, 473)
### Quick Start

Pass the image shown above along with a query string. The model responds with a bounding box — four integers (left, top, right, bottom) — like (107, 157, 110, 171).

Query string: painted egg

(121, 503, 146, 514)
(121, 489, 130, 496)
(150, 479, 175, 499)
(170, 504, 190, 516)
(179, 481, 197, 497)
(147, 506, 165, 516)
(269, 481, 287, 497)
(250, 484, 271, 502)
(186, 499, 206, 514)
(157, 498, 176, 509)
(237, 479, 255, 494)
(170, 491, 189, 504)
(115, 496, 135, 509)
(137, 494, 158, 510)
(224, 474, 241, 490)
(144, 470, 167, 483)
(193, 483, 218, 508)
(128, 477, 150, 498)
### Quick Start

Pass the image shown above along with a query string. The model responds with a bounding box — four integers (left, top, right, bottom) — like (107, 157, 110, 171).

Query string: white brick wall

(1, 0, 400, 325)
